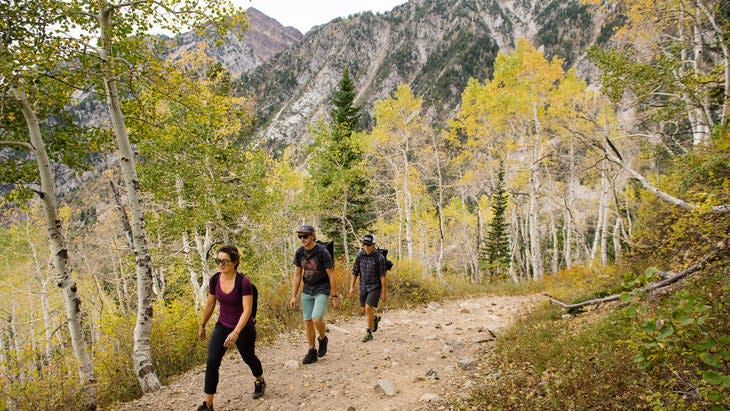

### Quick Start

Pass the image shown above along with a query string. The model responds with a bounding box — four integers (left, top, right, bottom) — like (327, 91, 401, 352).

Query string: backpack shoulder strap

(210, 272, 221, 293)
(235, 272, 245, 296)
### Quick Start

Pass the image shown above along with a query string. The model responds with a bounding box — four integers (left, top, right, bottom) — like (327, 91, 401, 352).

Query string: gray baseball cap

(296, 224, 315, 234)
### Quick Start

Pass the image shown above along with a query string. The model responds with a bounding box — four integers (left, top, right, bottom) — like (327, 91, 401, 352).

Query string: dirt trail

(115, 294, 540, 411)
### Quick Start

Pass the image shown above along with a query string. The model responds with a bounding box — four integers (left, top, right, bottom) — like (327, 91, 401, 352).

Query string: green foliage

(627, 144, 730, 269)
(481, 162, 510, 281)
(622, 270, 730, 409)
(95, 301, 207, 406)
(456, 302, 645, 410)
(1, 349, 91, 411)
(459, 257, 730, 411)
(308, 67, 374, 254)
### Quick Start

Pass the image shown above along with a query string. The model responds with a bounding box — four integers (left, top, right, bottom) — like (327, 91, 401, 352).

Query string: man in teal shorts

(289, 225, 340, 364)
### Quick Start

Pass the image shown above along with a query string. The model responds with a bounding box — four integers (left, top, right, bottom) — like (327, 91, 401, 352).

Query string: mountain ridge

(227, 0, 610, 149)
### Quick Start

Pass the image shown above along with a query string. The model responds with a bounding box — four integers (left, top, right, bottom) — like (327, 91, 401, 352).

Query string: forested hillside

(0, 0, 728, 410)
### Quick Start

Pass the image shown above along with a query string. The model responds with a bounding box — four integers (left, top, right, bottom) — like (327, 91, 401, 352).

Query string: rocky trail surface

(115, 295, 539, 411)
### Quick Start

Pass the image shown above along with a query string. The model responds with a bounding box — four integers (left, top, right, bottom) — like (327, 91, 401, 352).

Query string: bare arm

(289, 267, 303, 308)
(379, 254, 387, 301)
(327, 267, 340, 308)
(198, 293, 216, 340)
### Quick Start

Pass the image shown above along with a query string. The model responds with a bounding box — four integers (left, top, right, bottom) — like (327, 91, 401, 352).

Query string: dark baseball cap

(362, 233, 375, 245)
(296, 224, 315, 234)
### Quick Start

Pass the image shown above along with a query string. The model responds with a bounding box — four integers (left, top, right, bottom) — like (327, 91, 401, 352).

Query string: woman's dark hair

(218, 245, 240, 270)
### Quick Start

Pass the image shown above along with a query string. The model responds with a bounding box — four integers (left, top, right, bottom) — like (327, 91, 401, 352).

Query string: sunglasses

(297, 234, 311, 239)
(214, 258, 232, 266)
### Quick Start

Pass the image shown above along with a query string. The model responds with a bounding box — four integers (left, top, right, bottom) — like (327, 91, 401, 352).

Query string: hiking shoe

(196, 402, 213, 411)
(317, 335, 328, 357)
(362, 330, 373, 342)
(373, 315, 381, 332)
(302, 348, 318, 364)
(253, 379, 266, 399)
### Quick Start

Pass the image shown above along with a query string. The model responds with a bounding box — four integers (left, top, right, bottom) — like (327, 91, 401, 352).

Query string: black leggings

(204, 321, 263, 394)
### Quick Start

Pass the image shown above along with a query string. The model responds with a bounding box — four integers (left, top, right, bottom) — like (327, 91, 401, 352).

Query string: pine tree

(309, 67, 374, 264)
(482, 162, 510, 281)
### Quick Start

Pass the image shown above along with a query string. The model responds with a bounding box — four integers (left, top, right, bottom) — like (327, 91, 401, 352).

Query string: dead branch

(547, 238, 729, 310)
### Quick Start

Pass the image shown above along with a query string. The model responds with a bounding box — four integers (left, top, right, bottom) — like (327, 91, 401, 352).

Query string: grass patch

(455, 261, 730, 410)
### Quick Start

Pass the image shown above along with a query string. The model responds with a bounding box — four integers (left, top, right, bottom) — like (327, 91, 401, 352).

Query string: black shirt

(293, 243, 334, 295)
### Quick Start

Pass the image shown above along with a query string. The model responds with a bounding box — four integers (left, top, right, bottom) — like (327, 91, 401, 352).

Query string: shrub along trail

(115, 294, 540, 411)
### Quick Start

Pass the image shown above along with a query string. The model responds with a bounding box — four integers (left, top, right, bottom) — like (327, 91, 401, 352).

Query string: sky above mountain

(243, 0, 408, 33)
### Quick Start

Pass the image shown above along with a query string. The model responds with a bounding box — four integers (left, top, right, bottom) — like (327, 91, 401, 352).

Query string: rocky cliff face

(231, 0, 610, 149)
(170, 7, 303, 75)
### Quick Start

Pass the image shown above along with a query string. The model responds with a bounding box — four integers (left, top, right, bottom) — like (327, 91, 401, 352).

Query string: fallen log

(547, 239, 728, 310)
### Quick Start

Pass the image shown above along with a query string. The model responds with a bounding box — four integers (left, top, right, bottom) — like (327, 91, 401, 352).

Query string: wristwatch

(331, 295, 339, 298)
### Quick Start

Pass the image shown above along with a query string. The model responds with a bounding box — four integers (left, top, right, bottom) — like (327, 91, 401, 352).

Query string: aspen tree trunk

(28, 289, 37, 361)
(177, 174, 201, 307)
(11, 304, 22, 378)
(432, 139, 446, 280)
(97, 6, 161, 392)
(613, 218, 623, 261)
(528, 107, 544, 279)
(528, 170, 543, 279)
(397, 192, 403, 260)
(41, 280, 52, 360)
(183, 232, 201, 308)
(402, 158, 414, 258)
(564, 140, 576, 267)
(0, 322, 15, 411)
(110, 180, 133, 250)
(677, 8, 712, 145)
(203, 156, 230, 244)
(694, 0, 729, 125)
(600, 172, 610, 265)
(341, 195, 350, 266)
(590, 171, 607, 262)
(550, 213, 559, 274)
(519, 205, 531, 279)
(194, 228, 213, 306)
(476, 207, 483, 282)
(111, 250, 128, 315)
(12, 88, 95, 387)
(508, 207, 521, 281)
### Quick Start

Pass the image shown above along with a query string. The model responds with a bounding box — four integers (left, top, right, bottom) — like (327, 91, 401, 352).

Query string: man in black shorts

(348, 234, 387, 342)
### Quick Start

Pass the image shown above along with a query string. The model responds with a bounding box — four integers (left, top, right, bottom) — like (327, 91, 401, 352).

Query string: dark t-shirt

(293, 243, 334, 296)
(208, 272, 254, 329)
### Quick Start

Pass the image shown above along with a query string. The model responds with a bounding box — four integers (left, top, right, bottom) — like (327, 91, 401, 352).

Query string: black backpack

(211, 272, 258, 321)
(378, 248, 394, 271)
(315, 240, 335, 267)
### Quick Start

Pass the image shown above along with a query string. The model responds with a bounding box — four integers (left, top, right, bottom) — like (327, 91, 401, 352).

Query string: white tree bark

(402, 149, 414, 258)
(613, 217, 623, 261)
(194, 228, 213, 307)
(600, 172, 610, 265)
(604, 139, 730, 213)
(97, 6, 161, 392)
(341, 195, 350, 267)
(564, 140, 577, 268)
(11, 87, 95, 386)
(550, 213, 559, 274)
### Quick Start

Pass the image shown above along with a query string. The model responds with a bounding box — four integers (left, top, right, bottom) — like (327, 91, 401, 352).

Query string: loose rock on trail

(115, 295, 539, 411)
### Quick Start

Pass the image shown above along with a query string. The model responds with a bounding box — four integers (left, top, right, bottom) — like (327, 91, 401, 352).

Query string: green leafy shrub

(96, 300, 206, 406)
(1, 349, 90, 411)
(622, 266, 730, 410)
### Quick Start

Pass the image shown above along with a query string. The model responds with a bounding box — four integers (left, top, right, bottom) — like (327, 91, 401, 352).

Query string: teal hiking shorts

(301, 293, 329, 321)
